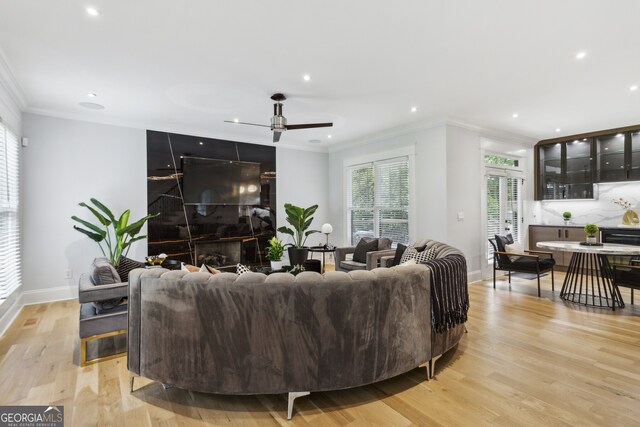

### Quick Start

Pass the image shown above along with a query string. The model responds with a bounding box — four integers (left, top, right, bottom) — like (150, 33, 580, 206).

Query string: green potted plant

(72, 198, 158, 267)
(584, 223, 599, 245)
(562, 211, 571, 224)
(265, 236, 284, 271)
(277, 203, 320, 266)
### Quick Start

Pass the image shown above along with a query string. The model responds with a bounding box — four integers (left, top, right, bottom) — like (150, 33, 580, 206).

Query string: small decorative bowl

(145, 255, 167, 266)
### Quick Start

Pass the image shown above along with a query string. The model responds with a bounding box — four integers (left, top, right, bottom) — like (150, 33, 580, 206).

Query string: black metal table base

(560, 252, 624, 310)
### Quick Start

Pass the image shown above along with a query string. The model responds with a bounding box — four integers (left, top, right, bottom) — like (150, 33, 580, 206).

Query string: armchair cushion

(116, 256, 146, 282)
(90, 257, 121, 285)
(353, 238, 379, 263)
(391, 243, 407, 266)
(505, 242, 525, 262)
(510, 257, 555, 272)
(494, 234, 514, 265)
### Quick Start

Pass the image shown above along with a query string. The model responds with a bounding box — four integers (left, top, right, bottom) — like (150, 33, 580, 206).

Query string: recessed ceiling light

(87, 92, 97, 97)
(233, 118, 239, 123)
(78, 102, 104, 110)
(86, 7, 100, 16)
(303, 74, 311, 82)
(199, 141, 204, 145)
(308, 139, 321, 144)
(575, 51, 587, 60)
(555, 128, 561, 132)
(512, 113, 518, 118)
(630, 85, 638, 91)
(410, 107, 417, 113)
(327, 134, 332, 139)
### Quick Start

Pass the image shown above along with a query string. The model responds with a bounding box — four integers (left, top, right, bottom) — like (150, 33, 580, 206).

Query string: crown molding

(23, 107, 330, 154)
(0, 46, 27, 111)
(446, 116, 538, 146)
(327, 115, 537, 154)
(327, 115, 449, 154)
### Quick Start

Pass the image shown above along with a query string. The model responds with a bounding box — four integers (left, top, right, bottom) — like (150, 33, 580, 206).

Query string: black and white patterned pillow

(400, 246, 438, 264)
(236, 263, 251, 275)
(116, 256, 146, 282)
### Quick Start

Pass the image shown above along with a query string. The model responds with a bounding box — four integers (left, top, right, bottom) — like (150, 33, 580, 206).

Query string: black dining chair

(612, 257, 640, 304)
(489, 235, 555, 297)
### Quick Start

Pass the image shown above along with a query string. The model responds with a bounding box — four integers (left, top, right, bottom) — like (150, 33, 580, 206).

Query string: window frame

(343, 146, 416, 246)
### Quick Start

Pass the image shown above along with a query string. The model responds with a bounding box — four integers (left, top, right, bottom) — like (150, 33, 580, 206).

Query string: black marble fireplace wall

(147, 130, 276, 267)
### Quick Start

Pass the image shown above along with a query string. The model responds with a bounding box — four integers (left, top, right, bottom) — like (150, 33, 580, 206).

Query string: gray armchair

(335, 237, 395, 271)
(78, 258, 128, 366)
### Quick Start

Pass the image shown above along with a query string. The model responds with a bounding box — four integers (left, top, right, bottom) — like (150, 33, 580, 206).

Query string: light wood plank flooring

(1, 272, 639, 426)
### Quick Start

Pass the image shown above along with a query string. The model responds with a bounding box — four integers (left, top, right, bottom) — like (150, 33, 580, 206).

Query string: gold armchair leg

(80, 329, 127, 367)
(81, 337, 88, 367)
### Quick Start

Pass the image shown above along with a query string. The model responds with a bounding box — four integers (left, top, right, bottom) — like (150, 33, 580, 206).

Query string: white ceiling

(1, 0, 639, 148)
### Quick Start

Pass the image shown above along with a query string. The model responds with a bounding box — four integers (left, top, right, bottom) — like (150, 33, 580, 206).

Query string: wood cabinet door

(529, 226, 566, 265)
(564, 227, 586, 243)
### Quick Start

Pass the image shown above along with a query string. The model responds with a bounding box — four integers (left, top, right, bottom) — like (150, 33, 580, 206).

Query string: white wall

(328, 124, 448, 247)
(446, 125, 482, 274)
(18, 114, 329, 302)
(21, 114, 147, 301)
(276, 147, 330, 251)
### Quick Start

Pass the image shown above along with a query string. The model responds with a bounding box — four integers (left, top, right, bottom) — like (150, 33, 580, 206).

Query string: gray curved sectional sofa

(127, 239, 468, 418)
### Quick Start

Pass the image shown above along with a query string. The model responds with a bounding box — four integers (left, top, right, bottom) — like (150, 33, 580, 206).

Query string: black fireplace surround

(146, 130, 276, 269)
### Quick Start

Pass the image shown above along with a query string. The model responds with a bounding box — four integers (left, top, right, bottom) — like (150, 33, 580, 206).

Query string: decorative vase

(287, 247, 309, 267)
(270, 260, 283, 271)
(586, 236, 597, 244)
(622, 209, 640, 225)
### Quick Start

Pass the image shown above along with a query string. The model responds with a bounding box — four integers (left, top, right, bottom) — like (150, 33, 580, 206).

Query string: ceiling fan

(225, 93, 333, 142)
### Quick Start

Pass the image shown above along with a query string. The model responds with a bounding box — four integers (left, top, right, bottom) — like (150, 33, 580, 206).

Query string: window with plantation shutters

(0, 122, 21, 300)
(346, 156, 409, 245)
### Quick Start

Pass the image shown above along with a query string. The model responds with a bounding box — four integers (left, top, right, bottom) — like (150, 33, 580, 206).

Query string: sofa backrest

(410, 239, 464, 259)
(127, 265, 432, 394)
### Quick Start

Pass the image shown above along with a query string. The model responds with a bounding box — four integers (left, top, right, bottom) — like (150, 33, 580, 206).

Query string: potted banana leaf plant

(71, 198, 158, 267)
(277, 203, 320, 267)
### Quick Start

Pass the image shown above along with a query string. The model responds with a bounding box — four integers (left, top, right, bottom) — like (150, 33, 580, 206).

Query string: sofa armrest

(335, 246, 356, 263)
(366, 249, 397, 270)
(78, 273, 128, 304)
(380, 255, 395, 268)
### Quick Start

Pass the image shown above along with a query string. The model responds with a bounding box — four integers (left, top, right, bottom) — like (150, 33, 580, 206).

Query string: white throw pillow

(505, 242, 525, 262)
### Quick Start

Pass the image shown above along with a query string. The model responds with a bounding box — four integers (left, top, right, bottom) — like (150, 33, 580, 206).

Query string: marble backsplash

(533, 182, 640, 227)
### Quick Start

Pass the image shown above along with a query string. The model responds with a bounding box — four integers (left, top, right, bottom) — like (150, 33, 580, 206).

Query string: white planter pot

(270, 260, 283, 271)
(586, 236, 597, 244)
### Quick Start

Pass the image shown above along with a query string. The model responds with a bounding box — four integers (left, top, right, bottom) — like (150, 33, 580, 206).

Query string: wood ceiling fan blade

(224, 120, 270, 128)
(286, 122, 333, 130)
(273, 131, 282, 143)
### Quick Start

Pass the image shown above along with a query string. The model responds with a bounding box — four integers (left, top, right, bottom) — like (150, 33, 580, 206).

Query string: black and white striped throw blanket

(422, 254, 469, 333)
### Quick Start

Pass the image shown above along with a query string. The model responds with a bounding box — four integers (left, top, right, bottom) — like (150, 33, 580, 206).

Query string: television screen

(182, 157, 261, 205)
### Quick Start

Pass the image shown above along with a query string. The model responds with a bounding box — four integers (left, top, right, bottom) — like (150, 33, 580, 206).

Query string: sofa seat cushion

(510, 257, 555, 272)
(339, 260, 367, 271)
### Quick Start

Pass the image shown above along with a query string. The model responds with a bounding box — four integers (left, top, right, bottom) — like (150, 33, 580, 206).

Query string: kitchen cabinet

(536, 139, 594, 200)
(529, 225, 588, 267)
(535, 124, 640, 200)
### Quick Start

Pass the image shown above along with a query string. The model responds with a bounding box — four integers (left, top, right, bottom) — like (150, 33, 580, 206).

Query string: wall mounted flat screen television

(182, 157, 261, 205)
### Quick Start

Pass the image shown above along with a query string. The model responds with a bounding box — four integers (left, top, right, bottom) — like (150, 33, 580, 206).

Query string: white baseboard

(21, 286, 76, 306)
(467, 269, 482, 283)
(0, 296, 22, 337)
